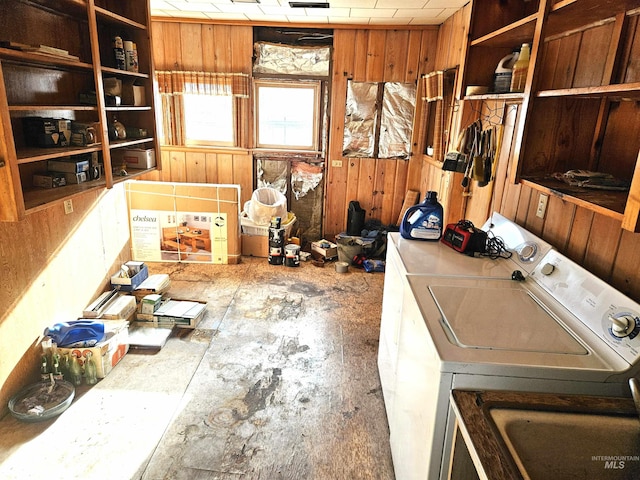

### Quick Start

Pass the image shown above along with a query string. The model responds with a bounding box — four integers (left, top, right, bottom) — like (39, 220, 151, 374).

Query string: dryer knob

(610, 314, 636, 338)
(541, 263, 555, 275)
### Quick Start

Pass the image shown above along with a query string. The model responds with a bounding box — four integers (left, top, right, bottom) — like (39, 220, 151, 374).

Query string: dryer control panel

(530, 250, 640, 365)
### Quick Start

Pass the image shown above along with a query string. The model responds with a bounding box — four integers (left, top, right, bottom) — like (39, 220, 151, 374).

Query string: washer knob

(541, 263, 555, 275)
(609, 314, 636, 338)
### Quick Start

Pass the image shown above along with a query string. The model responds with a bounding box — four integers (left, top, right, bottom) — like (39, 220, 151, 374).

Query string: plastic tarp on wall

(343, 81, 416, 159)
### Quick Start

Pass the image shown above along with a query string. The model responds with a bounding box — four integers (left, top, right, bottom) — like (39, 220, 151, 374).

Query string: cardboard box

(137, 299, 206, 329)
(141, 294, 163, 314)
(33, 172, 66, 188)
(48, 158, 90, 173)
(113, 148, 156, 169)
(311, 239, 338, 260)
(122, 79, 145, 106)
(111, 262, 149, 291)
(63, 171, 88, 184)
(23, 117, 71, 148)
(153, 299, 206, 329)
(101, 294, 137, 320)
(242, 234, 268, 258)
(58, 320, 129, 378)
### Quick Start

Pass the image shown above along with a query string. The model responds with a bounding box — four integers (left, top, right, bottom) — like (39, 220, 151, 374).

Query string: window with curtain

(155, 71, 250, 147)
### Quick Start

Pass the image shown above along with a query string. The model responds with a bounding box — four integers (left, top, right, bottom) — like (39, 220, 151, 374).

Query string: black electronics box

(23, 117, 71, 148)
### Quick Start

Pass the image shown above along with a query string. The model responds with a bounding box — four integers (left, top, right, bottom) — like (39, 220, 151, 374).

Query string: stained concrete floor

(0, 257, 394, 480)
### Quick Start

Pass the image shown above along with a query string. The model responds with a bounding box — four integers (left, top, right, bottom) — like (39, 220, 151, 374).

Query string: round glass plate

(8, 379, 75, 423)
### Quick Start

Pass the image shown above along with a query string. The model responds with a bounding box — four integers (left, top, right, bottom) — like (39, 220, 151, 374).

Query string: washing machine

(378, 212, 552, 421)
(382, 221, 640, 480)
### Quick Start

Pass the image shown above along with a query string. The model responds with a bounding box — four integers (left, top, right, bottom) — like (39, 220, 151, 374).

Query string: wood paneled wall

(151, 21, 441, 238)
(324, 28, 439, 236)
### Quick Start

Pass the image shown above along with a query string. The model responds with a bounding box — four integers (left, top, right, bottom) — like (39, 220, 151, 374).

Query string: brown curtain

(155, 71, 250, 146)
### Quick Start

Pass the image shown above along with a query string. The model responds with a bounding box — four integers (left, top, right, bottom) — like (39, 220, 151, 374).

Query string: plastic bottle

(510, 43, 530, 93)
(493, 50, 518, 93)
(400, 191, 444, 241)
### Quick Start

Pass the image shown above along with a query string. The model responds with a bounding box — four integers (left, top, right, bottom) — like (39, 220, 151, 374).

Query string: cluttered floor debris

(0, 257, 394, 480)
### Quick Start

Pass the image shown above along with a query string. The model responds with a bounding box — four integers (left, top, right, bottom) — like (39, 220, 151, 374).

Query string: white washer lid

(430, 284, 588, 355)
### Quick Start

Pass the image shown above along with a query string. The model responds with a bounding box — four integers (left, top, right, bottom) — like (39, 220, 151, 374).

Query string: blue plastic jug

(400, 191, 444, 241)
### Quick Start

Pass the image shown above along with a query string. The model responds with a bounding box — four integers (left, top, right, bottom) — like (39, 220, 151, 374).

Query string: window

(184, 94, 235, 146)
(254, 80, 320, 151)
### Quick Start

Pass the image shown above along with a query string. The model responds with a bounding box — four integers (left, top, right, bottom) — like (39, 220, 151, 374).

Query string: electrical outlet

(331, 160, 343, 168)
(64, 199, 73, 214)
(536, 193, 548, 219)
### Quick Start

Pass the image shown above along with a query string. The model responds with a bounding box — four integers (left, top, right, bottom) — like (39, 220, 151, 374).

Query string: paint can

(284, 244, 300, 267)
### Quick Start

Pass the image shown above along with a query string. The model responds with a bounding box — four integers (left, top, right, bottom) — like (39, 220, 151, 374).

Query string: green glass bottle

(84, 351, 98, 385)
(51, 353, 63, 381)
(40, 355, 50, 381)
(69, 354, 83, 386)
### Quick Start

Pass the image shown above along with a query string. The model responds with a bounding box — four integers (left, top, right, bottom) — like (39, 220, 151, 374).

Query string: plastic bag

(44, 320, 105, 348)
(247, 187, 287, 225)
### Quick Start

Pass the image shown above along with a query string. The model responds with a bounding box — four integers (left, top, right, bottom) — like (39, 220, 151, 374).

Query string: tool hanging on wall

(461, 120, 481, 187)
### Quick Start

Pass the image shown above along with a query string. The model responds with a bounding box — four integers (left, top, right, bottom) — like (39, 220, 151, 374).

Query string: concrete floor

(0, 257, 394, 479)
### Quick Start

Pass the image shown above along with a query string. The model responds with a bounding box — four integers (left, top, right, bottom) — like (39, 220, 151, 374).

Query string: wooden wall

(150, 21, 441, 238)
(324, 28, 440, 235)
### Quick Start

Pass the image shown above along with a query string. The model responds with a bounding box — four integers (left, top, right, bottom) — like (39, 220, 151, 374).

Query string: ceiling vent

(289, 2, 330, 8)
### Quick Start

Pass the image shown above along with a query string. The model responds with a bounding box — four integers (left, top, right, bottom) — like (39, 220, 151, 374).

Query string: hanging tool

(461, 121, 479, 188)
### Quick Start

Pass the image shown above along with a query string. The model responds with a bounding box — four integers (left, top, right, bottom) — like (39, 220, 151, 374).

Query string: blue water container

(400, 191, 443, 241)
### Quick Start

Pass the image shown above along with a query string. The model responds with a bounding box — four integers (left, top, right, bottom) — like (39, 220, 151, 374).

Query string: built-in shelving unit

(457, 0, 640, 232)
(0, 0, 159, 222)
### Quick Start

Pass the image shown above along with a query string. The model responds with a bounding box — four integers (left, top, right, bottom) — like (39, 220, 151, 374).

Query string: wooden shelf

(109, 137, 155, 149)
(546, 0, 640, 39)
(0, 47, 92, 70)
(23, 177, 107, 214)
(112, 167, 156, 184)
(101, 66, 150, 79)
(17, 144, 103, 164)
(95, 6, 147, 30)
(20, 0, 87, 18)
(470, 13, 538, 48)
(464, 92, 525, 101)
(105, 106, 152, 112)
(521, 177, 627, 220)
(9, 105, 98, 112)
(536, 82, 640, 99)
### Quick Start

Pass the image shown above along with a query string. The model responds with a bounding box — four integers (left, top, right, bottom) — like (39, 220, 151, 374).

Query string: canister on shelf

(113, 36, 126, 70)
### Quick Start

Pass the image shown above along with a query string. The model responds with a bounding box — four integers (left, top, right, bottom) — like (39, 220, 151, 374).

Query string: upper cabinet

(0, 0, 158, 222)
(459, 0, 640, 232)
